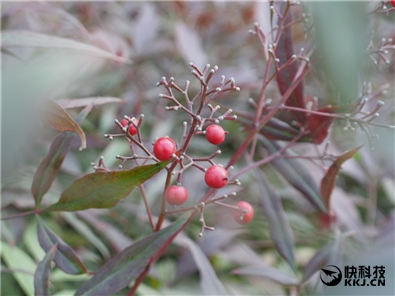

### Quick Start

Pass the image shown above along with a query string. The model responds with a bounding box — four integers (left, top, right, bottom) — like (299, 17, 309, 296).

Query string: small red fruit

(204, 165, 228, 188)
(232, 201, 254, 224)
(120, 118, 138, 136)
(165, 185, 188, 205)
(153, 137, 176, 161)
(205, 124, 226, 145)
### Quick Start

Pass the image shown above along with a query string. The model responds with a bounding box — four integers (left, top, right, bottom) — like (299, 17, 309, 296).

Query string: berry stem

(138, 185, 155, 231)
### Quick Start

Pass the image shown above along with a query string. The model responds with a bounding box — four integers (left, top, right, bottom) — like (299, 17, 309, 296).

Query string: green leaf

(75, 213, 190, 296)
(34, 244, 57, 296)
(36, 216, 87, 275)
(259, 135, 326, 212)
(1, 30, 131, 64)
(321, 146, 361, 210)
(0, 242, 36, 296)
(254, 169, 295, 270)
(47, 161, 169, 212)
(40, 99, 86, 151)
(32, 105, 93, 207)
(232, 265, 299, 286)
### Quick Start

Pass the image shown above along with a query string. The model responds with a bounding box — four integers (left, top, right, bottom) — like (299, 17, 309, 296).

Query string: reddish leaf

(34, 244, 57, 296)
(75, 213, 190, 296)
(40, 99, 86, 150)
(275, 2, 306, 124)
(259, 135, 326, 212)
(31, 105, 93, 208)
(56, 97, 124, 109)
(321, 146, 361, 211)
(47, 161, 170, 212)
(36, 216, 87, 275)
(255, 169, 295, 270)
(306, 106, 335, 144)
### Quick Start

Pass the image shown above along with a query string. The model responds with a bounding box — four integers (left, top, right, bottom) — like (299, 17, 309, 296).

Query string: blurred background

(1, 2, 394, 295)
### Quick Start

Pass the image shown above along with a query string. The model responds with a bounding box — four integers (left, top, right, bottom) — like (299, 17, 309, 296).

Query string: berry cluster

(101, 63, 254, 234)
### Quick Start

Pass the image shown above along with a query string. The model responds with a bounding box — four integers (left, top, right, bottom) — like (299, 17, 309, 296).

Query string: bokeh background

(2, 2, 394, 295)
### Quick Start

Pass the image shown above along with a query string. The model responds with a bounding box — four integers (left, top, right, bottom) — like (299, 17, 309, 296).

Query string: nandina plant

(1, 2, 394, 296)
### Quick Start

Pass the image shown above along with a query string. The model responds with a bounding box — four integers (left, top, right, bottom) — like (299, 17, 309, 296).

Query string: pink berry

(205, 124, 226, 145)
(232, 201, 254, 224)
(120, 118, 138, 136)
(204, 165, 228, 188)
(165, 185, 188, 206)
(153, 137, 176, 161)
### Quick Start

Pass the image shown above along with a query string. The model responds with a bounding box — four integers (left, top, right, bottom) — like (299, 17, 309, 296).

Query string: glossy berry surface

(205, 124, 226, 145)
(120, 119, 138, 136)
(153, 137, 176, 161)
(165, 185, 188, 206)
(204, 165, 228, 188)
(232, 201, 254, 224)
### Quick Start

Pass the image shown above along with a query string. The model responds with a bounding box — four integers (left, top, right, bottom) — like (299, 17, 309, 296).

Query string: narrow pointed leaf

(47, 161, 169, 212)
(75, 213, 190, 296)
(321, 146, 361, 210)
(259, 135, 326, 212)
(1, 30, 131, 63)
(175, 234, 228, 295)
(31, 105, 93, 207)
(41, 99, 86, 150)
(32, 132, 73, 207)
(36, 216, 87, 275)
(260, 117, 309, 142)
(238, 116, 310, 142)
(56, 97, 124, 109)
(254, 169, 295, 270)
(34, 244, 58, 296)
(275, 2, 306, 124)
(306, 107, 336, 144)
(0, 243, 36, 296)
(302, 242, 332, 282)
(232, 265, 299, 286)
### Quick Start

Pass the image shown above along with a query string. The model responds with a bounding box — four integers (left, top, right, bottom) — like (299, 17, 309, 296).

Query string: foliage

(1, 2, 394, 295)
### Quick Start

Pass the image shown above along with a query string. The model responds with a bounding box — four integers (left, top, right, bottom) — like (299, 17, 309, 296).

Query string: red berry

(391, 0, 395, 7)
(205, 124, 226, 145)
(165, 185, 188, 205)
(120, 118, 138, 136)
(204, 165, 228, 188)
(232, 201, 254, 225)
(153, 137, 176, 161)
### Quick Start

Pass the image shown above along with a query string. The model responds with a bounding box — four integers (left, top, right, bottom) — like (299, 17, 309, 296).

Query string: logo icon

(320, 265, 342, 286)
